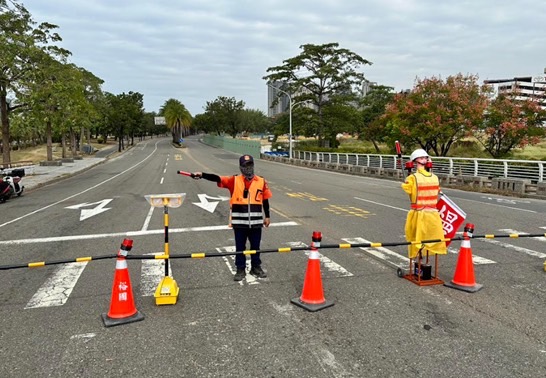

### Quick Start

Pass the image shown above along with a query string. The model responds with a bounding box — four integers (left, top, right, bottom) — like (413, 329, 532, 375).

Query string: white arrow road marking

(25, 262, 87, 309)
(65, 199, 113, 221)
(192, 194, 230, 213)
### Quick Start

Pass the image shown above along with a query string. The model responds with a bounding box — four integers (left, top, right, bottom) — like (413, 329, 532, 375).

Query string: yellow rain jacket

(402, 168, 447, 259)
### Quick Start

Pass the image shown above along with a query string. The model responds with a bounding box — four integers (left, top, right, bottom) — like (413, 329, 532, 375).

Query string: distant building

(267, 81, 290, 118)
(266, 81, 315, 117)
(267, 79, 381, 117)
(361, 80, 376, 96)
(484, 73, 546, 110)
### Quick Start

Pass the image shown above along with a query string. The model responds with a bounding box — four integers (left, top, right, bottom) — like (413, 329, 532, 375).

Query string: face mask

(240, 165, 254, 179)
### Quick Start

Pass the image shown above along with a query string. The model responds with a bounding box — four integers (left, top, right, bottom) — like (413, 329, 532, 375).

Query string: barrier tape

(2, 233, 545, 271)
(0, 254, 116, 271)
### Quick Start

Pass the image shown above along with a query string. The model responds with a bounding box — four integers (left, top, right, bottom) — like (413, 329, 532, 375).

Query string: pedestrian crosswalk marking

(447, 246, 496, 265)
(25, 262, 87, 309)
(343, 237, 408, 270)
(294, 242, 353, 277)
(18, 228, 546, 310)
(478, 238, 546, 259)
(498, 229, 546, 242)
(216, 246, 260, 285)
(140, 253, 168, 296)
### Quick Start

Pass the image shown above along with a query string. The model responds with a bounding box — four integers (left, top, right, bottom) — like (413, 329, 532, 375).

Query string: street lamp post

(267, 84, 293, 159)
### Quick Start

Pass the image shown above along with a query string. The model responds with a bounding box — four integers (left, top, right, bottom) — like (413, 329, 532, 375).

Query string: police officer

(192, 154, 272, 281)
(401, 149, 446, 260)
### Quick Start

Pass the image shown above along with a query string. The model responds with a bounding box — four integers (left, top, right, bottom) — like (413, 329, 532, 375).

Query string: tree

(238, 109, 270, 135)
(0, 0, 69, 163)
(382, 74, 489, 156)
(159, 98, 192, 144)
(476, 93, 546, 158)
(357, 85, 395, 152)
(203, 96, 245, 137)
(23, 57, 103, 160)
(263, 42, 372, 147)
(103, 92, 145, 152)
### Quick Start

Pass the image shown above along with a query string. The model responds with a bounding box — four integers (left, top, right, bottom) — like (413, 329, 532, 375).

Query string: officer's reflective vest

(410, 171, 440, 210)
(230, 175, 265, 228)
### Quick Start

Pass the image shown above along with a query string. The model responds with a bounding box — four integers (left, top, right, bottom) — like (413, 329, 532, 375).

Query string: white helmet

(410, 149, 429, 162)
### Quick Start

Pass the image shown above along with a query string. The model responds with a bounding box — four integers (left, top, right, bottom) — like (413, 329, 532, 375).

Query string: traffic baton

(177, 170, 196, 178)
(395, 140, 407, 179)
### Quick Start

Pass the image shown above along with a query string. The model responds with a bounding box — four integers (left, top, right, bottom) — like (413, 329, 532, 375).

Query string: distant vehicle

(267, 135, 275, 142)
(264, 151, 288, 157)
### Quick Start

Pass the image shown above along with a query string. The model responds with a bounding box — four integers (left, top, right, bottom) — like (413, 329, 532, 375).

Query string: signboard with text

(437, 193, 466, 246)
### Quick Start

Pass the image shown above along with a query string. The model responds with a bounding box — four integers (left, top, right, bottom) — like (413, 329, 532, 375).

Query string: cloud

(22, 0, 546, 115)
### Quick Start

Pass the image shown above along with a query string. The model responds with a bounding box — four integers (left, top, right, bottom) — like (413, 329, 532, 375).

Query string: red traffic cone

(101, 239, 145, 327)
(291, 231, 334, 312)
(444, 224, 483, 293)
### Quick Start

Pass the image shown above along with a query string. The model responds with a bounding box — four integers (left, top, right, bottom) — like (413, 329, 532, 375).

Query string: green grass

(332, 138, 546, 160)
(510, 140, 546, 160)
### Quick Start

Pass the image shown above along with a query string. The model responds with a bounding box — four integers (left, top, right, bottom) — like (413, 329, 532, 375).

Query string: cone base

(444, 281, 483, 293)
(101, 310, 144, 327)
(291, 297, 334, 312)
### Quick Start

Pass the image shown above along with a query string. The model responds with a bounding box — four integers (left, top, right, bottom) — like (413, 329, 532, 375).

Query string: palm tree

(159, 99, 192, 143)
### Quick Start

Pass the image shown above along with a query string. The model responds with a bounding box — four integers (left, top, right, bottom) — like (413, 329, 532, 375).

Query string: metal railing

(293, 151, 545, 183)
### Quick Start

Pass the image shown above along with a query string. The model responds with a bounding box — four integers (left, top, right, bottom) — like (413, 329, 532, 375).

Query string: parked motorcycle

(0, 168, 25, 203)
(0, 179, 11, 203)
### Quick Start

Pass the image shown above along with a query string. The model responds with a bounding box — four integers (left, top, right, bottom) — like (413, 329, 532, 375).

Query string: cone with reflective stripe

(444, 224, 483, 293)
(101, 239, 144, 327)
(291, 231, 334, 312)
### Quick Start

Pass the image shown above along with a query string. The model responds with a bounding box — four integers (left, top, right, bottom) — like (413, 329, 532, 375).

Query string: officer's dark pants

(233, 227, 262, 269)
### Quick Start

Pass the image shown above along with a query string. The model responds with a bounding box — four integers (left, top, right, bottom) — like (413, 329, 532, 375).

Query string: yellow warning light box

(144, 193, 186, 208)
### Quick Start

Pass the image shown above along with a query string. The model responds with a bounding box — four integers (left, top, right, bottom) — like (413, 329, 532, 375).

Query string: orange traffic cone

(101, 239, 145, 327)
(444, 224, 483, 293)
(291, 231, 334, 312)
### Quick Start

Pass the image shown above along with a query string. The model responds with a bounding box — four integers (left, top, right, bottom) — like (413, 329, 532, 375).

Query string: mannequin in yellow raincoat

(401, 149, 447, 259)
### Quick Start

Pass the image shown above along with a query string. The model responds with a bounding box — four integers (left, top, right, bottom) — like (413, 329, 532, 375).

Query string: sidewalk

(22, 157, 105, 191)
(18, 145, 119, 191)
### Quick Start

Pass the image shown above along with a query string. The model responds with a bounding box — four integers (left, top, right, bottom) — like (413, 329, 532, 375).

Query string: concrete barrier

(537, 182, 546, 196)
(455, 175, 490, 188)
(491, 178, 531, 194)
(383, 168, 403, 179)
(40, 160, 62, 166)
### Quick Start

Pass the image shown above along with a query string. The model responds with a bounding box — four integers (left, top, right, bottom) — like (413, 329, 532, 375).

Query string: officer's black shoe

(250, 266, 267, 278)
(234, 268, 246, 281)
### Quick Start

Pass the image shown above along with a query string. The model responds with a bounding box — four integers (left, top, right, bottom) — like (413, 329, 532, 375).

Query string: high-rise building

(267, 81, 316, 117)
(267, 81, 290, 118)
(484, 73, 546, 110)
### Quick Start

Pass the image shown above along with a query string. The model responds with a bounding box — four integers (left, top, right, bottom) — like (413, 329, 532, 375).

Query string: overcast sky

(22, 0, 546, 116)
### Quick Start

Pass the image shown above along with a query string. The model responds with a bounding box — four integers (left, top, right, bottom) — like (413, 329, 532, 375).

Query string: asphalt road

(1, 136, 545, 377)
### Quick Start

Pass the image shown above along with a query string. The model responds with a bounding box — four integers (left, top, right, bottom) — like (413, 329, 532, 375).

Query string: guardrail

(293, 151, 545, 183)
(262, 152, 546, 199)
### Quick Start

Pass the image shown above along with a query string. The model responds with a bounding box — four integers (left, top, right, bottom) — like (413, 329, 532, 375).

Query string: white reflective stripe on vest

(231, 211, 264, 217)
(231, 219, 264, 226)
